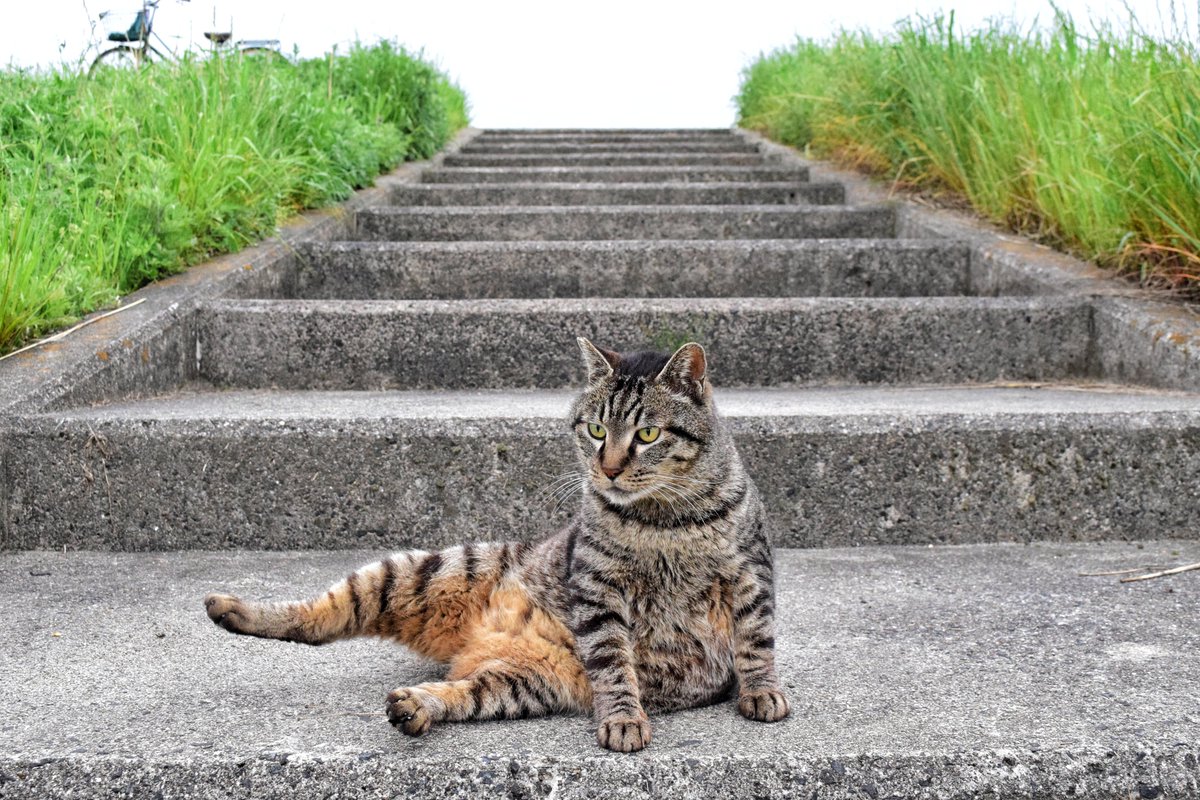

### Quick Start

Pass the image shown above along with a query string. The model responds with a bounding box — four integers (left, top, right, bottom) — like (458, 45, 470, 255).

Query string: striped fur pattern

(204, 339, 787, 752)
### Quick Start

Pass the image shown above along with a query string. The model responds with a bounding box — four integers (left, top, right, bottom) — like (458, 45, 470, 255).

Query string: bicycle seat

(204, 31, 233, 44)
(107, 10, 148, 42)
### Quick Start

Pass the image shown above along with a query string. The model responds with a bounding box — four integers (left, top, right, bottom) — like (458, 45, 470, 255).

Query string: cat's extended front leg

(569, 587, 649, 752)
(731, 551, 790, 723)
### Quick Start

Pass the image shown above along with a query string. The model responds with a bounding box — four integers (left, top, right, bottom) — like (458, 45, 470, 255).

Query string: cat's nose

(601, 465, 623, 480)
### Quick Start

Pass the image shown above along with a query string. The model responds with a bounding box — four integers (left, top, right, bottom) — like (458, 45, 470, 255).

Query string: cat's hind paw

(738, 688, 789, 722)
(204, 593, 249, 634)
(596, 714, 651, 753)
(386, 688, 434, 736)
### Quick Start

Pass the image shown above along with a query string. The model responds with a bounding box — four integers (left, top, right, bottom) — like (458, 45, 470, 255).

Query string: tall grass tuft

(0, 43, 468, 355)
(736, 14, 1200, 291)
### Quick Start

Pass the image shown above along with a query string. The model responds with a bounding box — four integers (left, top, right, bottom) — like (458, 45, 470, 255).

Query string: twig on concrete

(0, 298, 146, 363)
(1078, 567, 1160, 577)
(1120, 562, 1200, 583)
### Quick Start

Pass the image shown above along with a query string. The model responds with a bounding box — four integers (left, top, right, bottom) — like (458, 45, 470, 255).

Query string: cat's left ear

(657, 342, 709, 403)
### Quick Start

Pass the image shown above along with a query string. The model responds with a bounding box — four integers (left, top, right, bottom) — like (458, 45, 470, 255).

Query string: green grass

(0, 42, 468, 355)
(737, 13, 1200, 291)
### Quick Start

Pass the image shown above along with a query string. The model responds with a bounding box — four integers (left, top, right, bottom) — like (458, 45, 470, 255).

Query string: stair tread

(44, 383, 1200, 423)
(421, 166, 811, 182)
(387, 181, 844, 206)
(301, 237, 962, 252)
(364, 202, 875, 214)
(442, 155, 769, 167)
(3, 542, 1197, 796)
(395, 181, 820, 189)
(201, 294, 1082, 314)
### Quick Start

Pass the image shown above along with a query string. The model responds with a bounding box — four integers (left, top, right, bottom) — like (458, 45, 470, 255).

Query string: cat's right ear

(577, 337, 619, 385)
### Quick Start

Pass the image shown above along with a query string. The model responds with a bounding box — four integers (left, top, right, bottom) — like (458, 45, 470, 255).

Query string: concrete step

(1, 543, 1198, 798)
(459, 140, 759, 154)
(387, 181, 845, 206)
(442, 152, 767, 168)
(420, 165, 810, 183)
(192, 296, 1093, 390)
(10, 385, 1199, 550)
(476, 128, 735, 137)
(281, 239, 972, 300)
(472, 134, 744, 146)
(355, 205, 896, 241)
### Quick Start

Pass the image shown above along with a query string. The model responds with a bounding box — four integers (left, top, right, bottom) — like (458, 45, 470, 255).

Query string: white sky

(3, 0, 1195, 127)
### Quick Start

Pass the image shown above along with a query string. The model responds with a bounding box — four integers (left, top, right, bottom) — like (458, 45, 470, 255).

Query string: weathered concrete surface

(460, 140, 759, 153)
(1094, 297, 1200, 393)
(421, 166, 812, 183)
(443, 152, 767, 168)
(388, 181, 845, 206)
(281, 240, 971, 300)
(356, 205, 898, 241)
(7, 384, 1200, 550)
(192, 296, 1095, 390)
(478, 128, 735, 137)
(475, 133, 744, 146)
(6, 125, 1200, 798)
(0, 543, 1197, 798)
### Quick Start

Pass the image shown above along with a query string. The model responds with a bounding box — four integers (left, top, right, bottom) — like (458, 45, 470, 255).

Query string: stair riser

(476, 128, 735, 138)
(421, 167, 811, 183)
(460, 141, 759, 154)
(388, 183, 845, 206)
(356, 206, 897, 242)
(285, 240, 971, 300)
(193, 298, 1094, 390)
(8, 415, 1197, 550)
(442, 153, 767, 167)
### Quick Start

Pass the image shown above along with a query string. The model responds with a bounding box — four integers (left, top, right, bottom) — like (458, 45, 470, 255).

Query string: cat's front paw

(596, 714, 651, 753)
(204, 593, 249, 634)
(386, 688, 433, 736)
(738, 688, 789, 723)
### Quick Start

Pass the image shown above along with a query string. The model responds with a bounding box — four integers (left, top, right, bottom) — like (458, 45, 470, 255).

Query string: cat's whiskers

(643, 480, 707, 521)
(534, 471, 592, 517)
(533, 470, 587, 509)
(653, 473, 718, 499)
(552, 483, 588, 516)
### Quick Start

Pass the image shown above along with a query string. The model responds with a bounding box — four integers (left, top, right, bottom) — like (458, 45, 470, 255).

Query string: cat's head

(569, 337, 724, 507)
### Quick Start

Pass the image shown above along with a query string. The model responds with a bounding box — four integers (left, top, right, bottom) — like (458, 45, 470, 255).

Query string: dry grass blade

(0, 298, 145, 363)
(1078, 566, 1165, 577)
(1120, 562, 1200, 583)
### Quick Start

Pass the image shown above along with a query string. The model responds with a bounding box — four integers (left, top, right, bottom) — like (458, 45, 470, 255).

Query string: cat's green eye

(636, 426, 661, 444)
(587, 423, 607, 440)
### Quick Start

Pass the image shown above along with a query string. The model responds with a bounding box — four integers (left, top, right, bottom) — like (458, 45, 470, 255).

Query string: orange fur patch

(448, 584, 592, 711)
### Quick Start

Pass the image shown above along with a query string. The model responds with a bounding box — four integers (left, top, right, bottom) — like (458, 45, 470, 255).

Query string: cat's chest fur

(601, 536, 741, 710)
(628, 571, 739, 711)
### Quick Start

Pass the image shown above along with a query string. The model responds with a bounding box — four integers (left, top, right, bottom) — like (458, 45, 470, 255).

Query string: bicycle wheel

(89, 45, 141, 75)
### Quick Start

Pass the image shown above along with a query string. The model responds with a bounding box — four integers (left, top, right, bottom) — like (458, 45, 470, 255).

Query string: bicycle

(89, 0, 284, 75)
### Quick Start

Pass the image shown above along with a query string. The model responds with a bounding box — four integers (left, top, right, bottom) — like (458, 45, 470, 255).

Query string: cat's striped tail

(203, 541, 526, 662)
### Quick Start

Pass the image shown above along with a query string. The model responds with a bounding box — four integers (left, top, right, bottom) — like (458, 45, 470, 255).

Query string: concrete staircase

(2, 128, 1199, 798)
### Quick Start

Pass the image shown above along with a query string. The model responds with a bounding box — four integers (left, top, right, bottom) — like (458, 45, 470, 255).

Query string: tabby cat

(204, 339, 788, 752)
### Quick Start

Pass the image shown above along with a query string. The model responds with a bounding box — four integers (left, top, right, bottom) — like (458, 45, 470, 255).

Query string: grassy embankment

(737, 15, 1200, 292)
(0, 42, 468, 355)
